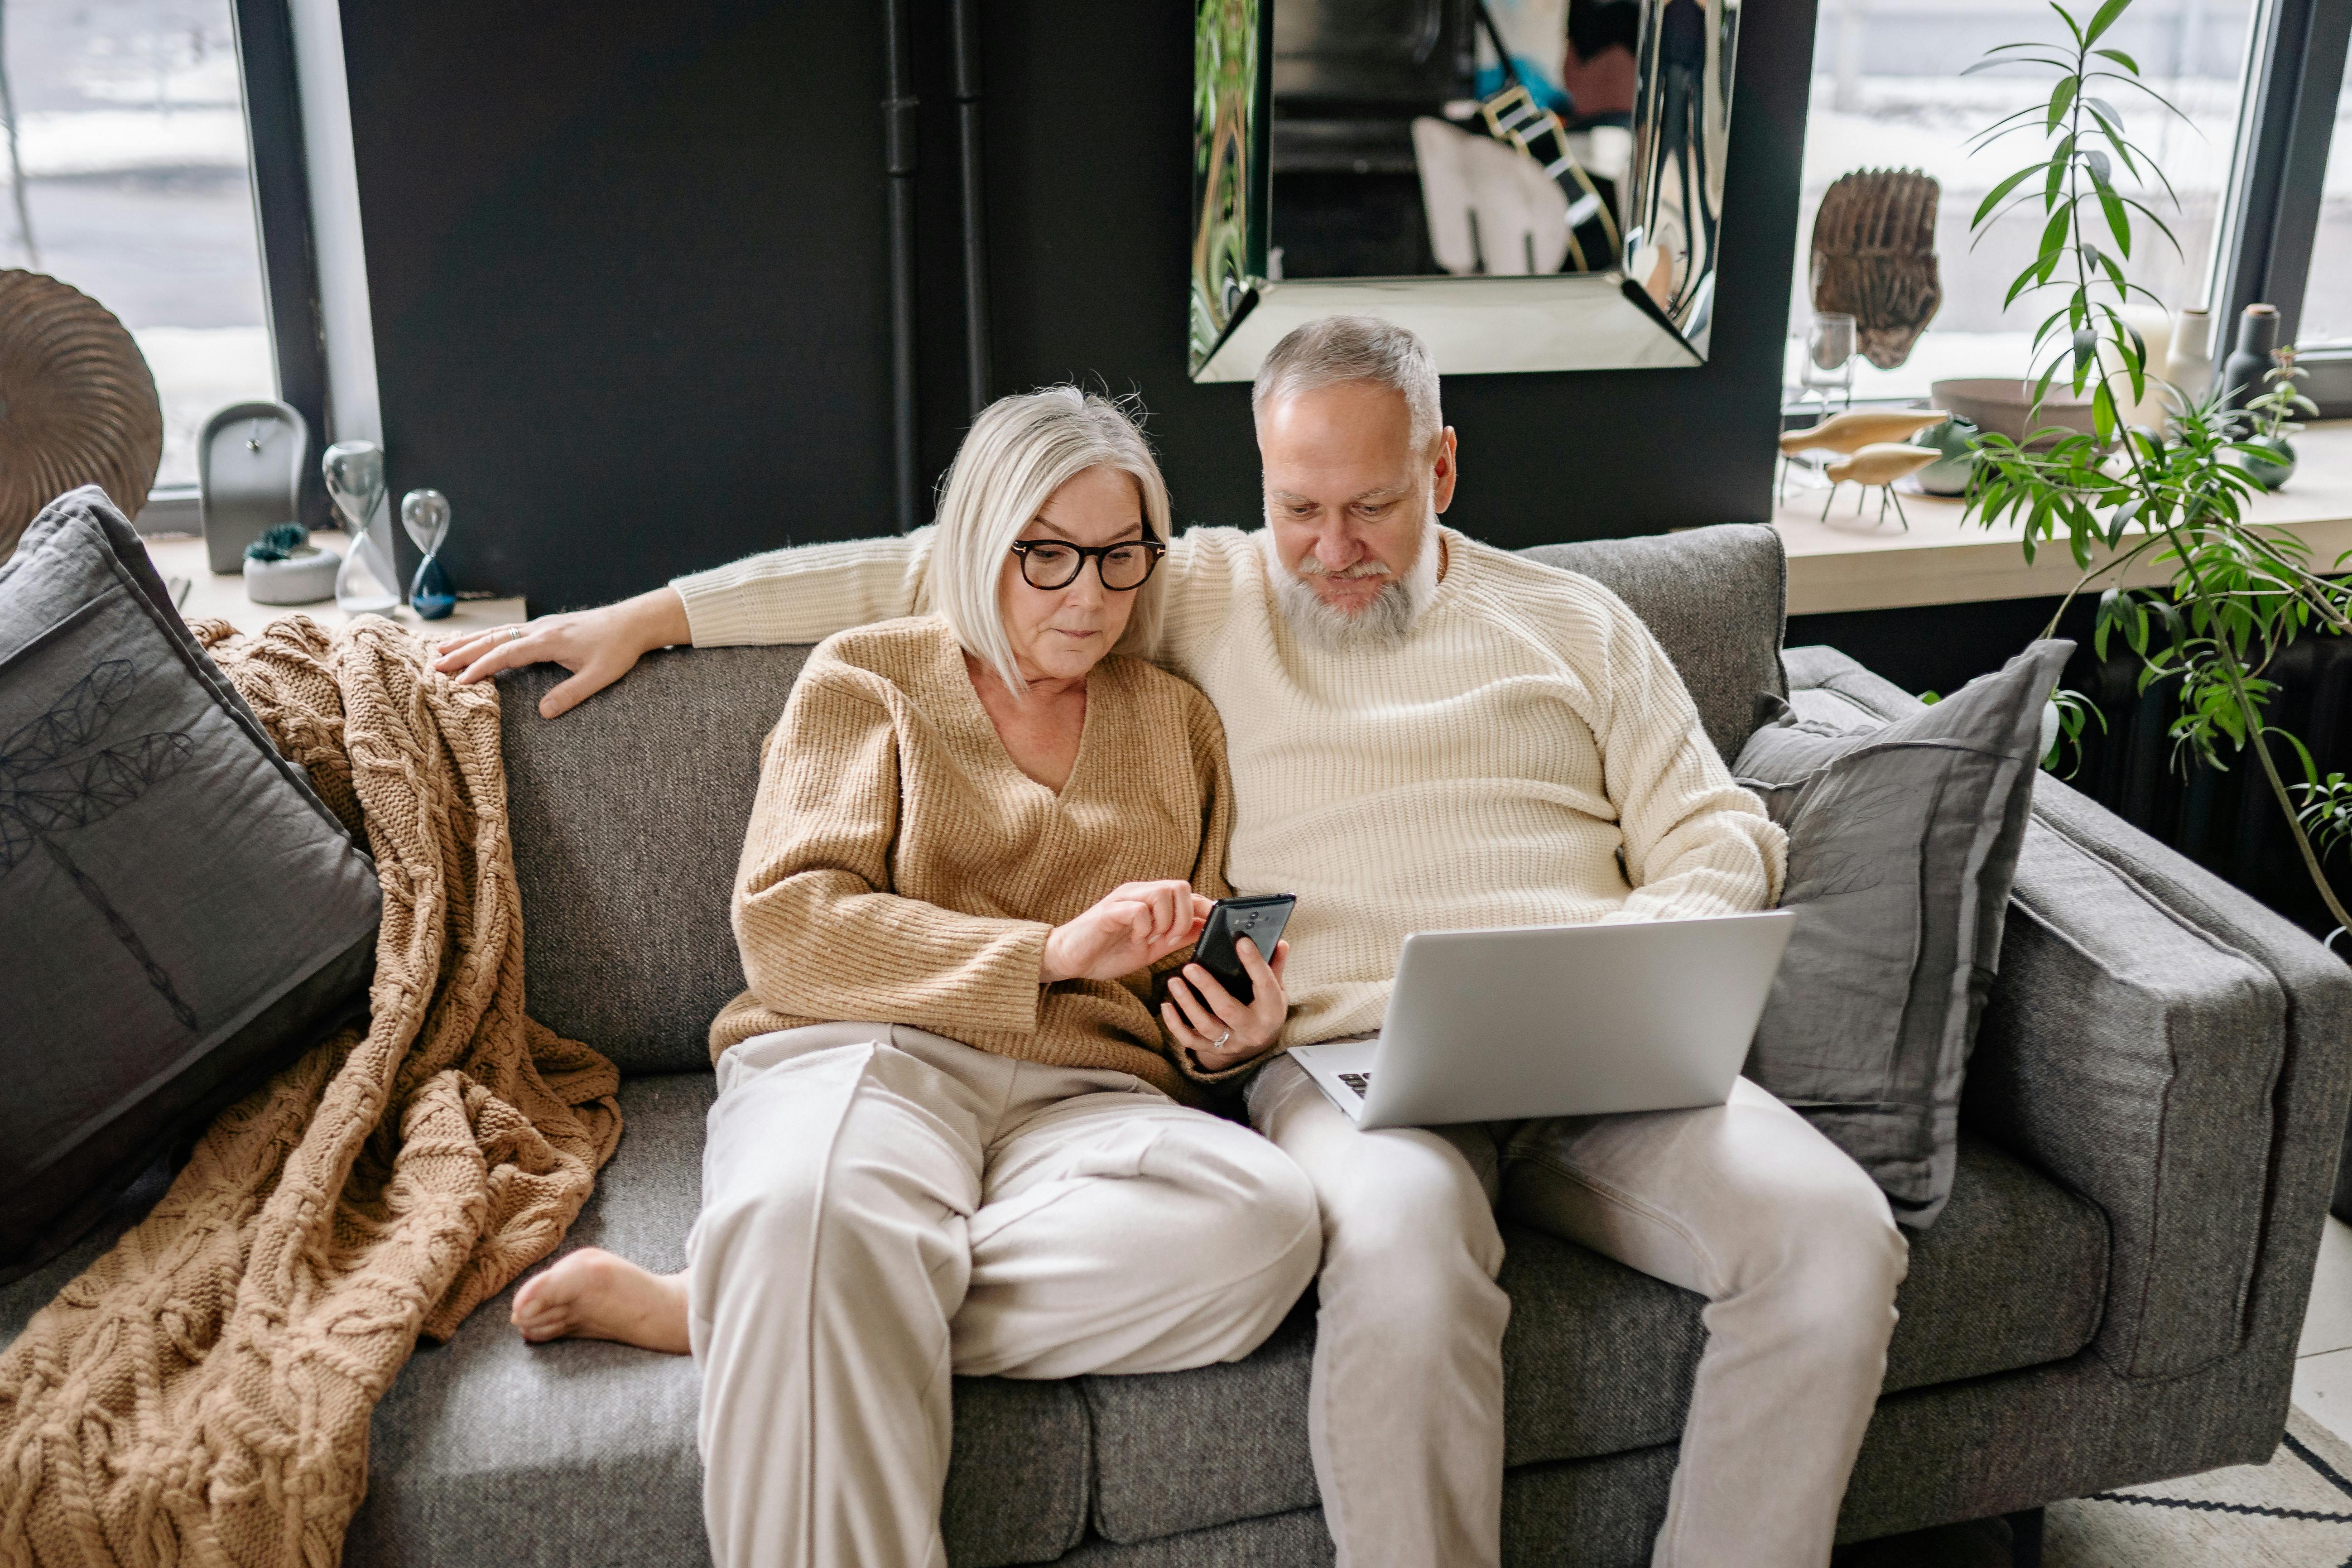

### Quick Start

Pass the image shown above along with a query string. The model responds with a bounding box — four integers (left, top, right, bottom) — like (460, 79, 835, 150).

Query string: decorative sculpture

(1810, 169, 1943, 370)
(1778, 409, 1950, 503)
(0, 271, 163, 561)
(1820, 443, 1941, 529)
(1779, 409, 1950, 458)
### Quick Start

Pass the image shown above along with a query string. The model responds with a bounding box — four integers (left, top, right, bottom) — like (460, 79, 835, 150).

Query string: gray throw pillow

(0, 486, 382, 1280)
(1733, 640, 2073, 1227)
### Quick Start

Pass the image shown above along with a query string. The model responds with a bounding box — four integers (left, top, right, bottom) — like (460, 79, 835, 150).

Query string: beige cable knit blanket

(0, 615, 622, 1567)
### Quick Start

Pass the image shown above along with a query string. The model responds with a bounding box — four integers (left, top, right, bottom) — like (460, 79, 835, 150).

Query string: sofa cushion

(499, 647, 811, 1076)
(1517, 524, 1786, 767)
(1733, 641, 2074, 1226)
(341, 1071, 1092, 1568)
(0, 486, 380, 1280)
(1079, 1135, 2106, 1542)
(1788, 644, 2294, 1380)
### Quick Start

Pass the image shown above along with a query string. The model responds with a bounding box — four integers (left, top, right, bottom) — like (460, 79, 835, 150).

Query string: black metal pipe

(884, 0, 919, 531)
(951, 0, 991, 418)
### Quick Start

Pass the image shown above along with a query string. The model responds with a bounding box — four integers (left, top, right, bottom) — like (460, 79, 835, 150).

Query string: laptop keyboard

(1338, 1071, 1371, 1097)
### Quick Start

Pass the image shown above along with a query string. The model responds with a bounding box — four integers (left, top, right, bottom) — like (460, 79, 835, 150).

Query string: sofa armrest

(1788, 645, 2352, 1381)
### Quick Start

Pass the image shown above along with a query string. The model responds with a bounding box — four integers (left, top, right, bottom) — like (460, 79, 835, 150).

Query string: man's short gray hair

(1251, 316, 1443, 454)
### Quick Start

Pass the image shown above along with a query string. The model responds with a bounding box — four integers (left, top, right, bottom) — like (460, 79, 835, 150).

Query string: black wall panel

(341, 0, 897, 610)
(343, 0, 1820, 610)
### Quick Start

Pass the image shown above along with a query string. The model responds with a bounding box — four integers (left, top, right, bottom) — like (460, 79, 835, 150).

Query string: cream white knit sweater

(676, 526, 1785, 1044)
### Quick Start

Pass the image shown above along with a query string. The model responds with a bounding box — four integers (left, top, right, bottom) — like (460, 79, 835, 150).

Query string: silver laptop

(1289, 912, 1795, 1130)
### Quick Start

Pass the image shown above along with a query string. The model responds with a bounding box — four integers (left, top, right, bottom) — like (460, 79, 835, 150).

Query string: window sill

(137, 528, 527, 640)
(1772, 419, 2352, 616)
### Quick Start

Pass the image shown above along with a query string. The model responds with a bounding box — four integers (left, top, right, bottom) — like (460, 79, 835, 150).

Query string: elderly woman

(506, 388, 1319, 1568)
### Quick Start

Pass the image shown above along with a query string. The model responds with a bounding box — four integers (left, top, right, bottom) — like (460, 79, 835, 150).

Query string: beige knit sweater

(680, 527, 1785, 1044)
(710, 617, 1238, 1099)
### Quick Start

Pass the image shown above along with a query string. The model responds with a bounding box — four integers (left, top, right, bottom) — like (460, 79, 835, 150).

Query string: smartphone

(1188, 894, 1296, 1006)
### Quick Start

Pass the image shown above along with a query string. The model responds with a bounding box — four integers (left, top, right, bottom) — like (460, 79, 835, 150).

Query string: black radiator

(2063, 635, 2352, 941)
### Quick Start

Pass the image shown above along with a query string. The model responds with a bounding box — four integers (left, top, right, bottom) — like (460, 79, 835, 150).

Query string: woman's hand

(1041, 882, 1212, 985)
(432, 587, 692, 719)
(1162, 937, 1290, 1073)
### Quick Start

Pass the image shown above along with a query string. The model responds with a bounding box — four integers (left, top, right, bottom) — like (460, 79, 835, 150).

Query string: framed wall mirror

(1189, 0, 1740, 381)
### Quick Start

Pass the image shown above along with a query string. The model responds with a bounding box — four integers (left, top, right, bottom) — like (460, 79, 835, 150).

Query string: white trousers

(685, 1023, 1321, 1568)
(1248, 1057, 1909, 1568)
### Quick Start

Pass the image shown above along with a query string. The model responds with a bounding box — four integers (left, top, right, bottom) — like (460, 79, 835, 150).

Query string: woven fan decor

(0, 270, 164, 561)
(1810, 169, 1943, 370)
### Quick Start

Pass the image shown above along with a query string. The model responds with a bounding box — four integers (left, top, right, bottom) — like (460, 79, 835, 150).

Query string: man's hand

(1042, 882, 1212, 985)
(1163, 937, 1290, 1073)
(432, 587, 693, 719)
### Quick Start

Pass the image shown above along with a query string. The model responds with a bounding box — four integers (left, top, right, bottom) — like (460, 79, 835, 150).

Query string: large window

(0, 0, 275, 489)
(1784, 0, 2260, 404)
(2300, 48, 2352, 349)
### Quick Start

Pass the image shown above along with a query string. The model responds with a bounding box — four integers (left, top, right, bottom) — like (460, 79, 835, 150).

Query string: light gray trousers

(1248, 1055, 1909, 1568)
(687, 1024, 1323, 1568)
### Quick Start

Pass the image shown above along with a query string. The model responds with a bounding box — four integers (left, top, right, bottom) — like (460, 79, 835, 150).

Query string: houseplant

(2238, 346, 2316, 491)
(1961, 0, 2352, 930)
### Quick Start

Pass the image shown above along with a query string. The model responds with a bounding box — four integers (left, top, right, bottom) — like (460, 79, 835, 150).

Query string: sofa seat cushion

(342, 1072, 1092, 1568)
(1079, 1134, 2106, 1543)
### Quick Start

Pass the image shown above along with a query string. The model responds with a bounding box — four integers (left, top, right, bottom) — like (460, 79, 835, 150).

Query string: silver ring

(504, 625, 524, 644)
(1212, 1031, 1232, 1050)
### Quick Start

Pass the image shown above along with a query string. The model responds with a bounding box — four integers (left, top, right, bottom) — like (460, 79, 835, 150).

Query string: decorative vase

(323, 441, 401, 614)
(2220, 303, 2279, 413)
(1914, 414, 1982, 496)
(401, 488, 456, 620)
(2163, 306, 2213, 407)
(2238, 434, 2296, 491)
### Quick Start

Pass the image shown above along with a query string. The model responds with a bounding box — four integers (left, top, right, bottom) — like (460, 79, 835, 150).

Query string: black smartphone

(1188, 894, 1296, 1005)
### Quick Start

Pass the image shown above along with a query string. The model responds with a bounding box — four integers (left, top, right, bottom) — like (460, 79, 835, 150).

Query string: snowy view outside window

(1787, 0, 2261, 404)
(0, 0, 274, 490)
(2300, 50, 2352, 350)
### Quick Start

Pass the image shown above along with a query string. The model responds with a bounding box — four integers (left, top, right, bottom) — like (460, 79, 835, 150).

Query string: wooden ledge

(1771, 419, 2352, 616)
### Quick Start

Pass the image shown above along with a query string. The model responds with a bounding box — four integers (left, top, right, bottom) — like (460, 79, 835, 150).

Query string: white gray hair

(1251, 315, 1443, 454)
(931, 386, 1171, 693)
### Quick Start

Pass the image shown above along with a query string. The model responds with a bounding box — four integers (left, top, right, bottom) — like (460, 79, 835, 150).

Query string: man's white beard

(1266, 523, 1442, 652)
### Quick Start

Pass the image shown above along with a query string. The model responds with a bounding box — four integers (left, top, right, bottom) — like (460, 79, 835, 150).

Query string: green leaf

(2097, 179, 2131, 257)
(2048, 74, 2080, 134)
(2084, 148, 2112, 187)
(2038, 203, 2074, 276)
(2050, 1, 2086, 46)
(2093, 46, 2140, 72)
(1972, 164, 2044, 228)
(2083, 0, 2132, 46)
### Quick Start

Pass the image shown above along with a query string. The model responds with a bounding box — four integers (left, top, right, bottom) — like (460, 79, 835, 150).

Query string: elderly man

(441, 317, 1906, 1568)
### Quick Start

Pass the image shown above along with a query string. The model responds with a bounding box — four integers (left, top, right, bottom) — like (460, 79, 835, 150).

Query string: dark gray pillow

(0, 487, 381, 1280)
(1734, 640, 2073, 1227)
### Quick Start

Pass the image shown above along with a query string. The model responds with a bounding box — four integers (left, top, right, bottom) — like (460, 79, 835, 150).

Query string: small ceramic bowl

(245, 545, 341, 605)
(1930, 379, 2099, 446)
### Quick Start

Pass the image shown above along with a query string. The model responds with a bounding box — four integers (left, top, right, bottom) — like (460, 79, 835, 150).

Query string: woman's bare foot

(510, 1248, 692, 1354)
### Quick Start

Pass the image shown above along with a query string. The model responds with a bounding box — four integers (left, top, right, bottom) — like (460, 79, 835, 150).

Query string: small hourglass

(402, 489, 457, 620)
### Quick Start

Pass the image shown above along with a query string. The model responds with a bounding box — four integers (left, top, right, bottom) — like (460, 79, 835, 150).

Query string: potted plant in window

(2238, 346, 2316, 491)
(1962, 0, 2352, 929)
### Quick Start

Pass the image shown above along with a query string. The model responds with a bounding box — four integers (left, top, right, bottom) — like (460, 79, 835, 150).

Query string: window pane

(2300, 48, 2352, 348)
(1785, 1, 2260, 403)
(2, 0, 275, 490)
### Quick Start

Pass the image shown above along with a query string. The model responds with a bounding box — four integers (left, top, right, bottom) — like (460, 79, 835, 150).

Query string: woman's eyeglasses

(1008, 536, 1166, 592)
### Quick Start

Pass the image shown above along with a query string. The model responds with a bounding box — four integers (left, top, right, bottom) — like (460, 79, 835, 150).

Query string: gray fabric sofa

(8, 523, 2350, 1566)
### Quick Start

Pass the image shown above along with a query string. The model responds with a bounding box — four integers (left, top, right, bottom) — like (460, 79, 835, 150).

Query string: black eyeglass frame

(1007, 535, 1168, 591)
